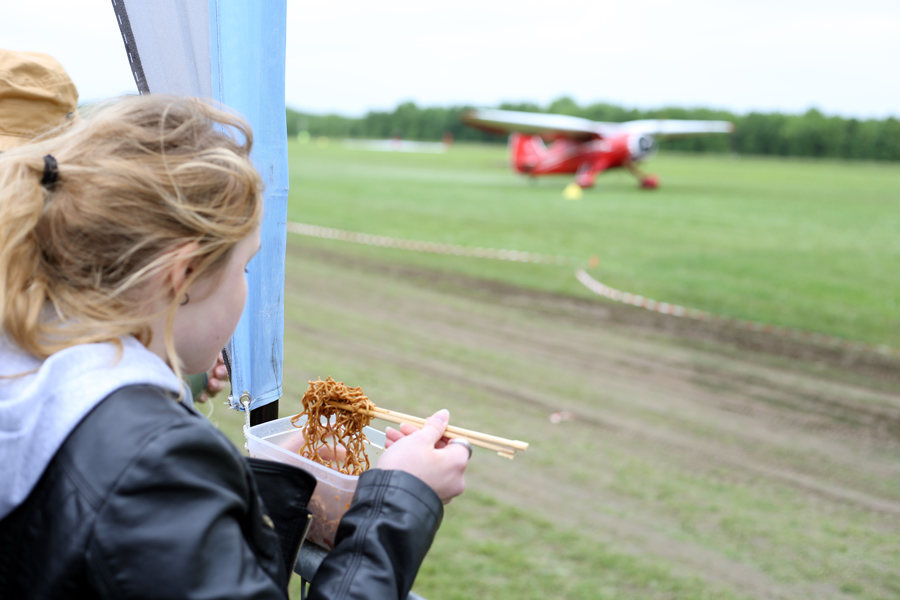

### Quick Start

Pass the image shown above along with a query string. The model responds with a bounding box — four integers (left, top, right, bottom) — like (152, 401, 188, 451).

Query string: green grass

(204, 143, 900, 599)
(413, 493, 744, 600)
(207, 231, 900, 600)
(287, 141, 900, 348)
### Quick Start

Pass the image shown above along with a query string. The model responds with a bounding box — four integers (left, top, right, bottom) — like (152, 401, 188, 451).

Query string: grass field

(286, 141, 900, 349)
(210, 143, 900, 599)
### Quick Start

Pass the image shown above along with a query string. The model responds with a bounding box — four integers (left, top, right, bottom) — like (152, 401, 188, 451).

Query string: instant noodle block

(246, 415, 385, 549)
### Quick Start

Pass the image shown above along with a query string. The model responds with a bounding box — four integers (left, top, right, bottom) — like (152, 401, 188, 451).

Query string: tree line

(286, 97, 900, 161)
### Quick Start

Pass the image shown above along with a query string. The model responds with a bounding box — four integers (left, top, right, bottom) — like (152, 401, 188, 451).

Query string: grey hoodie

(0, 335, 183, 520)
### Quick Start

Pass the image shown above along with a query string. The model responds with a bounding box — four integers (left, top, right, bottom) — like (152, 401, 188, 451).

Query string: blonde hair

(0, 94, 263, 380)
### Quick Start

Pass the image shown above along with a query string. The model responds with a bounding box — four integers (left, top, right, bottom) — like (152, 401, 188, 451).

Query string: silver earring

(180, 293, 189, 306)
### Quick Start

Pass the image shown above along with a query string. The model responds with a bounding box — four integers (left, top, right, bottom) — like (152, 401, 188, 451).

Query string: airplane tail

(508, 133, 546, 173)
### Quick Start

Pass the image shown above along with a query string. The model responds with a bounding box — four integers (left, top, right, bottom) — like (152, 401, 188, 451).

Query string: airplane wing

(461, 108, 613, 140)
(615, 119, 734, 139)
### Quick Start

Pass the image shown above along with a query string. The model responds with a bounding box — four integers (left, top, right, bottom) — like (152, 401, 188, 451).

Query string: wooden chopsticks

(326, 402, 529, 459)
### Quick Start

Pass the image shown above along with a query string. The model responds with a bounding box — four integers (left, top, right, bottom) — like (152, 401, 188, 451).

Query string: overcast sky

(2, 0, 898, 119)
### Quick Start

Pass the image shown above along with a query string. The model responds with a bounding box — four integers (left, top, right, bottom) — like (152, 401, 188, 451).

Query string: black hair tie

(41, 154, 59, 189)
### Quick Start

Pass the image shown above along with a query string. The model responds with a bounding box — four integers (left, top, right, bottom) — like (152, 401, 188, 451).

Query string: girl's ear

(166, 242, 202, 298)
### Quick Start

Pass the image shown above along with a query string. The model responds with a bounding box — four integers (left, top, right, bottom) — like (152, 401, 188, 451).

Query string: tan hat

(0, 49, 79, 151)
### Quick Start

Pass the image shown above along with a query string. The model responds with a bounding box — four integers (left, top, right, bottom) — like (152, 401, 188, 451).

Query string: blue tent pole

(211, 0, 289, 423)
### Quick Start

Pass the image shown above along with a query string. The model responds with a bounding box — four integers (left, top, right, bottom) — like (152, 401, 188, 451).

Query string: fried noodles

(291, 377, 374, 475)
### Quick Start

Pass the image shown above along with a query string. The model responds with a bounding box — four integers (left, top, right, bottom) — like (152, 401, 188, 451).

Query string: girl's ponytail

(0, 95, 262, 370)
(0, 154, 52, 357)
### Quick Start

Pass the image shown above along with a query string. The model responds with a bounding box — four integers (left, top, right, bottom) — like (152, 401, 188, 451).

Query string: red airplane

(461, 108, 734, 192)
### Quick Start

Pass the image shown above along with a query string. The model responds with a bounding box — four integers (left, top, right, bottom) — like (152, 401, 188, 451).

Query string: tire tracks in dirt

(285, 239, 900, 599)
(292, 317, 900, 518)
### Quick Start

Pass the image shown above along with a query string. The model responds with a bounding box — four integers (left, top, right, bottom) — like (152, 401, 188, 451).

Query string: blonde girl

(0, 95, 468, 599)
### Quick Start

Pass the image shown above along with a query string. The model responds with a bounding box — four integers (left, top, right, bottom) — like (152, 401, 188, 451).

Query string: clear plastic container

(246, 415, 384, 549)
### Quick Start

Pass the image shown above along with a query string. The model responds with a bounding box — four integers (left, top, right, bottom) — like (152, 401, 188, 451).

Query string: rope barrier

(575, 269, 899, 357)
(286, 222, 570, 265)
(287, 222, 899, 358)
(240, 392, 252, 451)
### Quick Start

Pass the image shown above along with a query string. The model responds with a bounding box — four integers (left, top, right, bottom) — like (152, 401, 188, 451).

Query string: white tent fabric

(111, 0, 211, 98)
(111, 0, 288, 412)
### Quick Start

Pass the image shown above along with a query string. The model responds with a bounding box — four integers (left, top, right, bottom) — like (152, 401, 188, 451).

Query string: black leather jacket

(0, 385, 442, 599)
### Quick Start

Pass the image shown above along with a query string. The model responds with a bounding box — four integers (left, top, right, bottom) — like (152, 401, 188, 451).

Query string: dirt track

(283, 237, 900, 599)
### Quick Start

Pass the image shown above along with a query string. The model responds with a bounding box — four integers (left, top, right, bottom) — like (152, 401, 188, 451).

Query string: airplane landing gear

(574, 172, 596, 189)
(625, 160, 658, 190)
(640, 175, 659, 189)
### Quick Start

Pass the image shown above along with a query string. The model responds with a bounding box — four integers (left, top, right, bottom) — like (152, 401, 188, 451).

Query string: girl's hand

(195, 353, 228, 403)
(377, 409, 469, 503)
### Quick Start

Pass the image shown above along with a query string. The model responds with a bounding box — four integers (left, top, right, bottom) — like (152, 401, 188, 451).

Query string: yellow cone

(563, 182, 583, 201)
